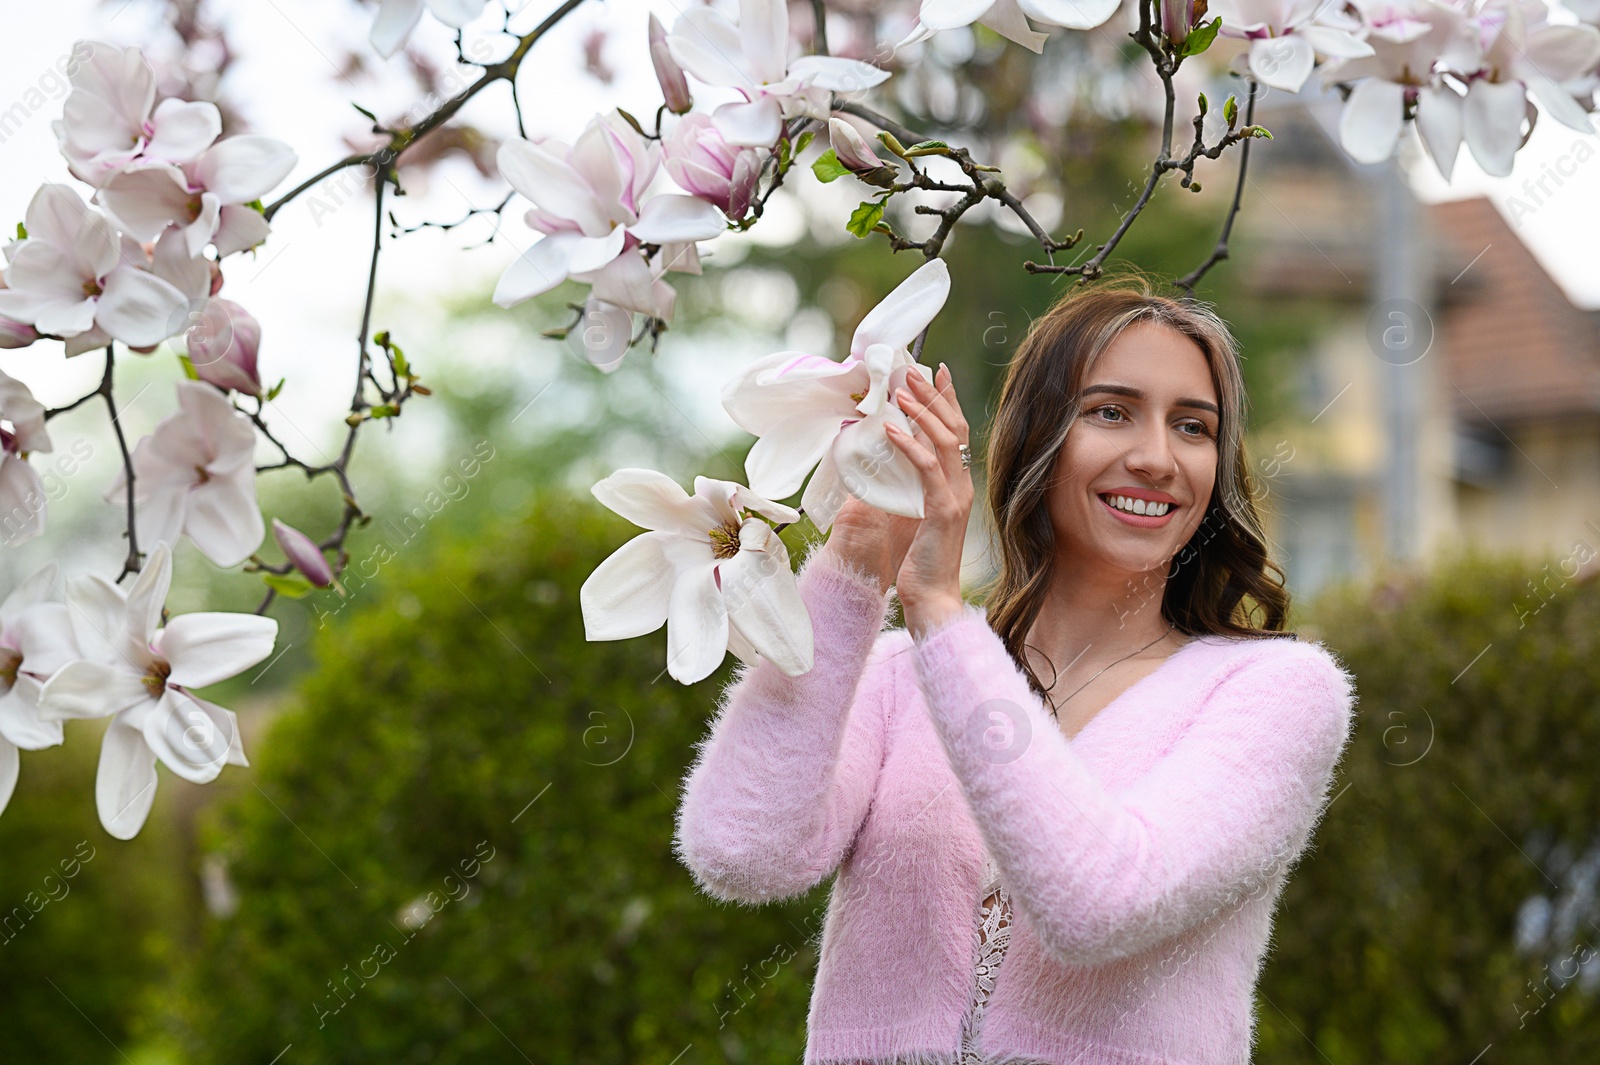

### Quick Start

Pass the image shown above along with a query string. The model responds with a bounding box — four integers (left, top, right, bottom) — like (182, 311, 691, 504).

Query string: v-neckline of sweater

(1064, 633, 1211, 747)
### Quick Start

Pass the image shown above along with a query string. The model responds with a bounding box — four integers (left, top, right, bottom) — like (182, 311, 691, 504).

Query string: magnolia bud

(0, 315, 38, 349)
(272, 519, 335, 588)
(649, 13, 692, 115)
(186, 299, 262, 396)
(1162, 0, 1196, 44)
(829, 117, 886, 172)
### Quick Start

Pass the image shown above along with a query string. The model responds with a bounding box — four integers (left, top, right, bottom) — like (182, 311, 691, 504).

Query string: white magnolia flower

(37, 541, 274, 839)
(666, 0, 892, 147)
(99, 135, 294, 258)
(0, 185, 188, 352)
(370, 0, 491, 59)
(0, 563, 78, 816)
(0, 368, 52, 547)
(1454, 0, 1600, 177)
(105, 379, 265, 568)
(721, 257, 952, 534)
(897, 0, 1124, 54)
(493, 110, 724, 316)
(53, 40, 223, 187)
(581, 469, 812, 685)
(1209, 0, 1375, 91)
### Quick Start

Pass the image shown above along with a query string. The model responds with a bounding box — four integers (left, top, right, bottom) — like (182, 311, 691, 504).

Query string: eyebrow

(1078, 383, 1220, 417)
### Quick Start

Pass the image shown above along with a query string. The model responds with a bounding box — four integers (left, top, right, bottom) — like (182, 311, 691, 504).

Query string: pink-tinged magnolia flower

(271, 519, 334, 588)
(649, 13, 693, 114)
(1453, 0, 1600, 177)
(1325, 0, 1482, 177)
(720, 257, 952, 534)
(0, 185, 188, 352)
(370, 0, 491, 59)
(1208, 0, 1375, 91)
(581, 469, 811, 684)
(105, 380, 265, 568)
(663, 113, 765, 219)
(0, 368, 53, 547)
(184, 298, 263, 396)
(37, 541, 273, 839)
(666, 0, 892, 147)
(898, 0, 1123, 54)
(493, 110, 724, 313)
(53, 40, 223, 187)
(0, 277, 38, 350)
(99, 135, 294, 258)
(0, 564, 78, 815)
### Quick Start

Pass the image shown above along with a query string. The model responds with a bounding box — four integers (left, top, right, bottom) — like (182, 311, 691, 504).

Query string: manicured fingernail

(939, 361, 948, 377)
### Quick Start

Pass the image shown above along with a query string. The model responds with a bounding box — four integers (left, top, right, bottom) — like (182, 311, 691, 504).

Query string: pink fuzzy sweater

(674, 547, 1358, 1065)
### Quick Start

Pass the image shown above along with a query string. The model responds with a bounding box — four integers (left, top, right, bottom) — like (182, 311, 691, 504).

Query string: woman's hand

(886, 362, 974, 640)
(823, 494, 921, 597)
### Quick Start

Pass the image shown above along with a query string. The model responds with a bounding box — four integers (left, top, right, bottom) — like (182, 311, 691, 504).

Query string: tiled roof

(1431, 197, 1600, 426)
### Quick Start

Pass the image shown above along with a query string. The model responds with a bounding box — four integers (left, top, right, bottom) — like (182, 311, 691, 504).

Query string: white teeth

(1104, 494, 1169, 516)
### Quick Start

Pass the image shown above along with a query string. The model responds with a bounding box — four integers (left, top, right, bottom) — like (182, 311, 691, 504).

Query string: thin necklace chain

(1044, 621, 1177, 722)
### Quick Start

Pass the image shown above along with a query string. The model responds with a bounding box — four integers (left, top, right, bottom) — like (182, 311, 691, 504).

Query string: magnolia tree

(1, 0, 1597, 837)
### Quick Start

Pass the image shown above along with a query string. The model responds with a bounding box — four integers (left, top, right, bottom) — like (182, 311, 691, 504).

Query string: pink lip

(1097, 492, 1177, 528)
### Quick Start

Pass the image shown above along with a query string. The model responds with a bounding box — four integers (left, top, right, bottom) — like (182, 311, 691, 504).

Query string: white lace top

(959, 850, 1014, 1063)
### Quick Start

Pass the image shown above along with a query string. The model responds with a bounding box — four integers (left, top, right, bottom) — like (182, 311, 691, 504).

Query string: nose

(1123, 418, 1178, 484)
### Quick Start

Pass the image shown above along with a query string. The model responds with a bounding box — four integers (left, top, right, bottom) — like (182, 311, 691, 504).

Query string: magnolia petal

(799, 451, 848, 533)
(1339, 77, 1406, 164)
(212, 204, 272, 257)
(852, 257, 952, 357)
(159, 611, 278, 690)
(63, 325, 112, 357)
(664, 548, 728, 684)
(666, 7, 753, 90)
(578, 249, 657, 317)
(711, 96, 784, 148)
(151, 226, 211, 299)
(571, 296, 633, 373)
(977, 0, 1052, 52)
(491, 232, 578, 309)
(580, 530, 677, 641)
(656, 239, 702, 276)
(726, 618, 761, 665)
(370, 0, 426, 58)
(1521, 25, 1600, 84)
(496, 138, 612, 234)
(629, 194, 727, 243)
(739, 0, 790, 85)
(743, 410, 845, 501)
(145, 98, 222, 163)
(0, 560, 59, 630)
(722, 350, 862, 425)
(100, 165, 196, 241)
(63, 574, 132, 667)
(1526, 74, 1596, 134)
(0, 678, 64, 749)
(428, 0, 488, 27)
(591, 467, 708, 533)
(1416, 85, 1464, 183)
(125, 540, 174, 651)
(1017, 0, 1121, 29)
(96, 266, 187, 347)
(178, 377, 258, 474)
(38, 660, 152, 721)
(1296, 25, 1375, 59)
(24, 183, 96, 251)
(832, 408, 926, 519)
(0, 456, 47, 547)
(729, 483, 801, 526)
(919, 0, 1001, 31)
(1249, 34, 1316, 93)
(12, 601, 79, 678)
(0, 738, 15, 816)
(97, 715, 159, 840)
(786, 55, 893, 92)
(196, 135, 298, 204)
(719, 521, 812, 675)
(183, 471, 265, 567)
(143, 688, 237, 784)
(1464, 78, 1527, 178)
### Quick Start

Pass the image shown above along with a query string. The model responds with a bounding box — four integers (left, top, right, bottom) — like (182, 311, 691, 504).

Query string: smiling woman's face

(1046, 321, 1221, 578)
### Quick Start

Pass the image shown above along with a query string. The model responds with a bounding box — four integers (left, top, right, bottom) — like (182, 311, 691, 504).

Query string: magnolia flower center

(82, 278, 103, 298)
(143, 656, 172, 698)
(708, 521, 742, 560)
(194, 464, 211, 484)
(0, 646, 20, 692)
(850, 388, 868, 404)
(185, 193, 205, 223)
(0, 426, 16, 456)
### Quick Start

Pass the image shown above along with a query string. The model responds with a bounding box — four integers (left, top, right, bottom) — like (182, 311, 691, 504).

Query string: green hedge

(1258, 548, 1600, 1061)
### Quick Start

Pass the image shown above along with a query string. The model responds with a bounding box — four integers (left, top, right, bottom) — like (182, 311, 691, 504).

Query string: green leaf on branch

(903, 140, 950, 157)
(1251, 125, 1273, 139)
(847, 200, 886, 239)
(369, 404, 399, 419)
(15, 223, 26, 240)
(876, 130, 909, 159)
(812, 148, 851, 183)
(266, 377, 286, 401)
(792, 129, 814, 157)
(1197, 92, 1208, 116)
(352, 102, 380, 124)
(1180, 18, 1221, 57)
(176, 354, 200, 381)
(615, 108, 647, 137)
(263, 573, 316, 599)
(1223, 94, 1238, 126)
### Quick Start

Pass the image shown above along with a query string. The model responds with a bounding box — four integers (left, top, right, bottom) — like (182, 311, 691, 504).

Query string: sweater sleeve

(673, 545, 898, 906)
(909, 606, 1356, 968)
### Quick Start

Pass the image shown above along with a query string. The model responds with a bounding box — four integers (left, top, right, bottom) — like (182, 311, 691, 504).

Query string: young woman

(674, 277, 1358, 1065)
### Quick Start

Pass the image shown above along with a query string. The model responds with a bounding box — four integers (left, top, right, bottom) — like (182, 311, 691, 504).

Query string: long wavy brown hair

(976, 273, 1293, 702)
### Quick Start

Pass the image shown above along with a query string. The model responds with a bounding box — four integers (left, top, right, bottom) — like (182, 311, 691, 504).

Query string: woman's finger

(906, 363, 969, 444)
(896, 380, 969, 486)
(884, 421, 946, 494)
